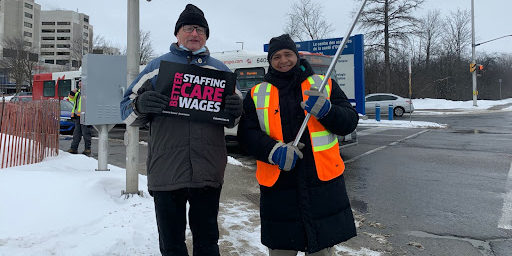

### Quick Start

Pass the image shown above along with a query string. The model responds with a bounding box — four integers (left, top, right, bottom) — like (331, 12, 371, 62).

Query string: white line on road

(344, 130, 429, 164)
(498, 160, 512, 230)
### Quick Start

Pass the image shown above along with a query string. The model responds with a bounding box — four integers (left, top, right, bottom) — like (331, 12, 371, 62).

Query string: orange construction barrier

(0, 99, 59, 169)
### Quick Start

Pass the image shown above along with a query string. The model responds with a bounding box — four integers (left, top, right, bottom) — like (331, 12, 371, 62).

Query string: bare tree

(92, 34, 121, 55)
(139, 30, 154, 65)
(70, 36, 84, 69)
(0, 37, 38, 92)
(357, 0, 425, 92)
(416, 9, 442, 67)
(284, 0, 334, 41)
(443, 8, 471, 61)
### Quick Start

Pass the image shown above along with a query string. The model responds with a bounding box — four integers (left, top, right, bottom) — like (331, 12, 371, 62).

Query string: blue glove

(269, 142, 304, 171)
(300, 88, 331, 119)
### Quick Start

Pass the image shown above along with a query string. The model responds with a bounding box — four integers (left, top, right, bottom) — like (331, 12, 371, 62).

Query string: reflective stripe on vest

(250, 75, 345, 187)
(252, 82, 272, 135)
(311, 130, 338, 152)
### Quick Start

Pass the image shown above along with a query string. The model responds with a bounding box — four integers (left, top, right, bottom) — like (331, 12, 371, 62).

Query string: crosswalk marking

(498, 160, 512, 229)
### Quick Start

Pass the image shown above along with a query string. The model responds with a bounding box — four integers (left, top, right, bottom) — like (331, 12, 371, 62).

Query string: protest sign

(155, 61, 237, 125)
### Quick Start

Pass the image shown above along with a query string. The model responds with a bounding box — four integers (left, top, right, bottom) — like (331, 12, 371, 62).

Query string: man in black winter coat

(238, 34, 358, 255)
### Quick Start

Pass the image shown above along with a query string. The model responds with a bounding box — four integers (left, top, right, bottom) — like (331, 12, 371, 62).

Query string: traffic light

(478, 64, 484, 71)
(470, 63, 476, 72)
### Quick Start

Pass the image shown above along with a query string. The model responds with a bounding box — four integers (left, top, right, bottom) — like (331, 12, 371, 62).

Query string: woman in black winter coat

(237, 34, 359, 255)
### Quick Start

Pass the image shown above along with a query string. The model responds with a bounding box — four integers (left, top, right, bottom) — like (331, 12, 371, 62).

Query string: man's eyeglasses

(182, 25, 206, 35)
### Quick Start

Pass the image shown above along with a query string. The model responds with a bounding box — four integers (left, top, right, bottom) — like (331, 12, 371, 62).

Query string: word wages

(169, 72, 225, 112)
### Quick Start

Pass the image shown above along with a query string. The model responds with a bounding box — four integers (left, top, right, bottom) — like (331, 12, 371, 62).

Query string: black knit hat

(267, 34, 299, 62)
(174, 4, 209, 38)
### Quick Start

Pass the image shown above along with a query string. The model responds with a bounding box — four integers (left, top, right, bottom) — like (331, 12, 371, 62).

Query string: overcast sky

(35, 0, 511, 56)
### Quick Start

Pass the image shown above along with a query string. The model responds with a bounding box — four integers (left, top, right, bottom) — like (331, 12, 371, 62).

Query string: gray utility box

(81, 54, 127, 125)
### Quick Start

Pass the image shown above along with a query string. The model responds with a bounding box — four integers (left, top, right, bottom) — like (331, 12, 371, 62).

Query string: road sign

(470, 63, 476, 72)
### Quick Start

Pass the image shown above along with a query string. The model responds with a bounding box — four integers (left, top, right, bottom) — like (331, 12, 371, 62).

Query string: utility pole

(471, 0, 477, 107)
(123, 0, 141, 196)
(499, 79, 502, 100)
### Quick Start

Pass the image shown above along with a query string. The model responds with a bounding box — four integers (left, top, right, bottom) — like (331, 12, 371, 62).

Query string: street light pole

(123, 0, 141, 196)
(471, 0, 477, 107)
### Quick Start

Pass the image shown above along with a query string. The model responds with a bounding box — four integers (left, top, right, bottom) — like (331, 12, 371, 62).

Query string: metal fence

(0, 100, 59, 169)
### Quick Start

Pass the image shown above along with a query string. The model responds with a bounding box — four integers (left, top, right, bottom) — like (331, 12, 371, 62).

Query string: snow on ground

(413, 98, 512, 110)
(1, 98, 511, 255)
(359, 119, 447, 128)
(0, 153, 380, 256)
(359, 98, 512, 128)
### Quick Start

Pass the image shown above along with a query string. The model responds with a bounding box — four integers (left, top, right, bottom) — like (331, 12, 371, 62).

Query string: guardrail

(0, 100, 59, 169)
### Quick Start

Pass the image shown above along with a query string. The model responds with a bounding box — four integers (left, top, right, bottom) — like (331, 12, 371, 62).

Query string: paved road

(59, 111, 512, 255)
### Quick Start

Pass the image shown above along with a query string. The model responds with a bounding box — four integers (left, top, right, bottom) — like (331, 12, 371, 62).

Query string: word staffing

(169, 73, 225, 112)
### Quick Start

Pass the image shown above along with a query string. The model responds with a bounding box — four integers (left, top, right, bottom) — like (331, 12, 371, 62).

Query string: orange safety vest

(250, 75, 345, 187)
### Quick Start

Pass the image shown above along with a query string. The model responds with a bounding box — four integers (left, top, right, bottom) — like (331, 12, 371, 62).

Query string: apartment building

(0, 0, 41, 56)
(40, 10, 93, 68)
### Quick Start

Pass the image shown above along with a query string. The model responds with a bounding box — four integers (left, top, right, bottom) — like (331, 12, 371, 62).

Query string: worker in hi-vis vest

(67, 80, 92, 156)
(238, 34, 359, 256)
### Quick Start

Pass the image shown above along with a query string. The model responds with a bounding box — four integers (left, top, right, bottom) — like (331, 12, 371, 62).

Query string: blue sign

(264, 35, 359, 55)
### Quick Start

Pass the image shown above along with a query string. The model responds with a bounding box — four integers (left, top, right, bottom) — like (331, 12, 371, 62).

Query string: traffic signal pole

(471, 0, 478, 107)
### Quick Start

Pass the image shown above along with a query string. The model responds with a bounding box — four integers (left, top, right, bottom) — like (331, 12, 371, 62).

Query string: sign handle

(293, 0, 368, 147)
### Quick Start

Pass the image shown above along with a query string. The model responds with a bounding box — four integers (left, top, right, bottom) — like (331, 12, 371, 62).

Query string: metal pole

(94, 124, 115, 171)
(471, 0, 478, 106)
(499, 79, 502, 100)
(293, 0, 368, 146)
(409, 58, 412, 122)
(123, 0, 141, 196)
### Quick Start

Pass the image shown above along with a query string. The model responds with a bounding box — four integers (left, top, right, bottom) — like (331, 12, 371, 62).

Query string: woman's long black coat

(237, 59, 359, 253)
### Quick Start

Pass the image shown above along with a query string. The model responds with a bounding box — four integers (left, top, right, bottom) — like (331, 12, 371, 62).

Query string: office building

(40, 10, 93, 68)
(0, 0, 41, 56)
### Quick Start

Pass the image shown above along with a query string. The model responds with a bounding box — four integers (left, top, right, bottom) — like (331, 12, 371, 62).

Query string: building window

(41, 44, 55, 48)
(24, 2, 33, 9)
(23, 22, 32, 28)
(56, 60, 69, 65)
(24, 12, 32, 19)
(57, 36, 70, 40)
(57, 21, 70, 25)
(84, 17, 89, 23)
(57, 29, 71, 33)
(42, 29, 55, 33)
(41, 52, 54, 56)
(44, 59, 55, 64)
(42, 36, 55, 40)
(42, 21, 55, 25)
(24, 31, 32, 37)
(57, 44, 70, 48)
(43, 80, 55, 96)
(83, 32, 88, 37)
(24, 41, 32, 47)
(57, 52, 70, 55)
(84, 25, 88, 29)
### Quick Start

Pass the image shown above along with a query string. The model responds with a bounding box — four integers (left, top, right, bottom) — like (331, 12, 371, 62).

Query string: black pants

(153, 187, 222, 256)
(70, 117, 92, 150)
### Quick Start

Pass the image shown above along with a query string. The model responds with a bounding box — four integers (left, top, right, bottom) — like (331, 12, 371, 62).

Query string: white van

(212, 50, 357, 148)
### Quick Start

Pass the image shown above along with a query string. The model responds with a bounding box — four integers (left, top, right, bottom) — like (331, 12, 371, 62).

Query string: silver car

(365, 93, 414, 117)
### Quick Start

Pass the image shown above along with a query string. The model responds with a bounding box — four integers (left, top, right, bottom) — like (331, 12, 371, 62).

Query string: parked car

(59, 100, 75, 133)
(9, 95, 32, 103)
(365, 93, 414, 117)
